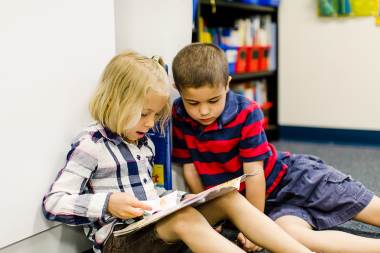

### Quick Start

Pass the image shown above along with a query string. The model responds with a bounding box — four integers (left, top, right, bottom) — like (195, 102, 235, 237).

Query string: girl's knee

(170, 207, 207, 231)
(156, 207, 208, 241)
(179, 206, 202, 218)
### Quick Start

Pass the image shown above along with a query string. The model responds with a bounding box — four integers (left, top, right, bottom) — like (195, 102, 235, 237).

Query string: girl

(42, 51, 312, 253)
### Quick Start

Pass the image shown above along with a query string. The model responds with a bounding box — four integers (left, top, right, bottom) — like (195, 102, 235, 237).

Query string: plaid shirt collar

(93, 123, 148, 148)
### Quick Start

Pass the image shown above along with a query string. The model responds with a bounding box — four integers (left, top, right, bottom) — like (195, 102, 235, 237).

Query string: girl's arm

(42, 172, 110, 225)
(42, 137, 150, 225)
(42, 138, 109, 225)
(183, 163, 204, 193)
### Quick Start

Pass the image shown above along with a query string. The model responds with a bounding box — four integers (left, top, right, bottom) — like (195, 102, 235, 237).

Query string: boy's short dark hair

(172, 43, 228, 92)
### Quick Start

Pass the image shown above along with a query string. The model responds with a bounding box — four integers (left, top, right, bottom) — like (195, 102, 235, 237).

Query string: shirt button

(136, 155, 141, 160)
(143, 178, 147, 184)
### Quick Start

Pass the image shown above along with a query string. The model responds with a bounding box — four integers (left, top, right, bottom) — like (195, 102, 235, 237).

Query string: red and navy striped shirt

(172, 91, 289, 196)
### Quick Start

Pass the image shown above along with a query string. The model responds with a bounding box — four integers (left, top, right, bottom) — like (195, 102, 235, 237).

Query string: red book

(258, 45, 271, 71)
(246, 46, 260, 72)
(235, 46, 248, 73)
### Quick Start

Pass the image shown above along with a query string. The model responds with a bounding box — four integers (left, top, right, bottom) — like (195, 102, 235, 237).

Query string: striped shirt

(172, 91, 289, 196)
(42, 122, 160, 252)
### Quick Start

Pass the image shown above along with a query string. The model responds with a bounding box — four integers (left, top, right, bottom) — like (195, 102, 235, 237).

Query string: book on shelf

(230, 80, 272, 129)
(231, 80, 268, 105)
(113, 174, 255, 236)
(197, 14, 275, 74)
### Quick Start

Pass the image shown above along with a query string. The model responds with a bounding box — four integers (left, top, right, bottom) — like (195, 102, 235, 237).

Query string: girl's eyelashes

(141, 112, 160, 119)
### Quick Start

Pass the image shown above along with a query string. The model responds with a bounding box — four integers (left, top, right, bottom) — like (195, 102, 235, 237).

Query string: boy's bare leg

(354, 195, 380, 226)
(155, 206, 244, 253)
(276, 215, 380, 253)
(196, 191, 312, 253)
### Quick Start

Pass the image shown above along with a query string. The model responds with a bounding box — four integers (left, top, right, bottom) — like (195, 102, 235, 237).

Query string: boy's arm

(243, 160, 266, 212)
(238, 103, 271, 212)
(183, 163, 204, 193)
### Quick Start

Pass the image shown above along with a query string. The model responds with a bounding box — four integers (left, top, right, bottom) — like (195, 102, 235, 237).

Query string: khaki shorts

(102, 223, 185, 253)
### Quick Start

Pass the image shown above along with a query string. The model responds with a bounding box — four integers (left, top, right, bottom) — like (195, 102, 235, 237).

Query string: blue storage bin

(148, 123, 172, 190)
(220, 44, 238, 74)
(258, 0, 280, 7)
(240, 0, 259, 4)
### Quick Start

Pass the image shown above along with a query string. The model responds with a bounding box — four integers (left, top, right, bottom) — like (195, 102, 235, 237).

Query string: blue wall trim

(280, 126, 380, 146)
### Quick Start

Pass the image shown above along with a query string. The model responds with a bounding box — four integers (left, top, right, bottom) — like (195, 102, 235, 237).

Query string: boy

(172, 43, 380, 253)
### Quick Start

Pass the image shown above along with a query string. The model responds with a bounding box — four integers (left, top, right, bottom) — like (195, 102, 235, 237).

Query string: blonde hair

(89, 51, 170, 137)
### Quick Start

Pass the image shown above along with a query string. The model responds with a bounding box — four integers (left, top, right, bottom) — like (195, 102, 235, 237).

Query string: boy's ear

(226, 76, 232, 90)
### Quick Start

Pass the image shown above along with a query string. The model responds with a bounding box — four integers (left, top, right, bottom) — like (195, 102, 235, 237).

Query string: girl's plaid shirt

(42, 122, 159, 252)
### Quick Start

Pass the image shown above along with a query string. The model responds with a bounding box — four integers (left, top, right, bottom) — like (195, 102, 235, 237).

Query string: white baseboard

(0, 225, 91, 253)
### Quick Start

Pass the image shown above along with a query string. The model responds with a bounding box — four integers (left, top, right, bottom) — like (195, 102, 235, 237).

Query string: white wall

(114, 0, 193, 81)
(279, 0, 380, 131)
(114, 0, 193, 191)
(1, 2, 192, 252)
(0, 0, 114, 252)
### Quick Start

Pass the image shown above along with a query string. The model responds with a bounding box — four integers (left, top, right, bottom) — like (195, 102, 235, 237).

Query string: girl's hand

(237, 232, 263, 252)
(107, 192, 152, 219)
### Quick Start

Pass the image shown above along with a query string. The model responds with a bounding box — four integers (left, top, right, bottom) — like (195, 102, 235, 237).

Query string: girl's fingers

(124, 206, 145, 217)
(132, 201, 153, 211)
(126, 196, 152, 210)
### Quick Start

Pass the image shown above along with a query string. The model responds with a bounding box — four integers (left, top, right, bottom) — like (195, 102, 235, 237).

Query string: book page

(141, 191, 179, 215)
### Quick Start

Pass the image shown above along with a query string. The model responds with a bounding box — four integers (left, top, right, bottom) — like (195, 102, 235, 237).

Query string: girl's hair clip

(152, 55, 168, 74)
(152, 55, 161, 63)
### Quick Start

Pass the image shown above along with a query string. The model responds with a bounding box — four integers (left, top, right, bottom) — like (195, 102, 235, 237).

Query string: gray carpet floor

(258, 140, 380, 252)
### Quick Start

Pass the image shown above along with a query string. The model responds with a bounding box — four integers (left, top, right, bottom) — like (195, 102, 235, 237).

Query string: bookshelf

(193, 0, 279, 140)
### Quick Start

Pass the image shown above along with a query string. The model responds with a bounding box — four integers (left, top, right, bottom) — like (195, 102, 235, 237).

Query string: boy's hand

(107, 192, 152, 219)
(237, 232, 263, 252)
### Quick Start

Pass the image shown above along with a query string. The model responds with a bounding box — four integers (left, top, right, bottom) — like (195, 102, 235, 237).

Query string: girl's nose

(145, 115, 155, 128)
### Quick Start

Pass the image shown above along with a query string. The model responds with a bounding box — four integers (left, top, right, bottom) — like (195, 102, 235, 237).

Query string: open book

(114, 174, 253, 236)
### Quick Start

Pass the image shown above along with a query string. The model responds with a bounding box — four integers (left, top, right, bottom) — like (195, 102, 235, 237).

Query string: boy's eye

(141, 113, 148, 117)
(187, 102, 199, 106)
(209, 99, 219, 104)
